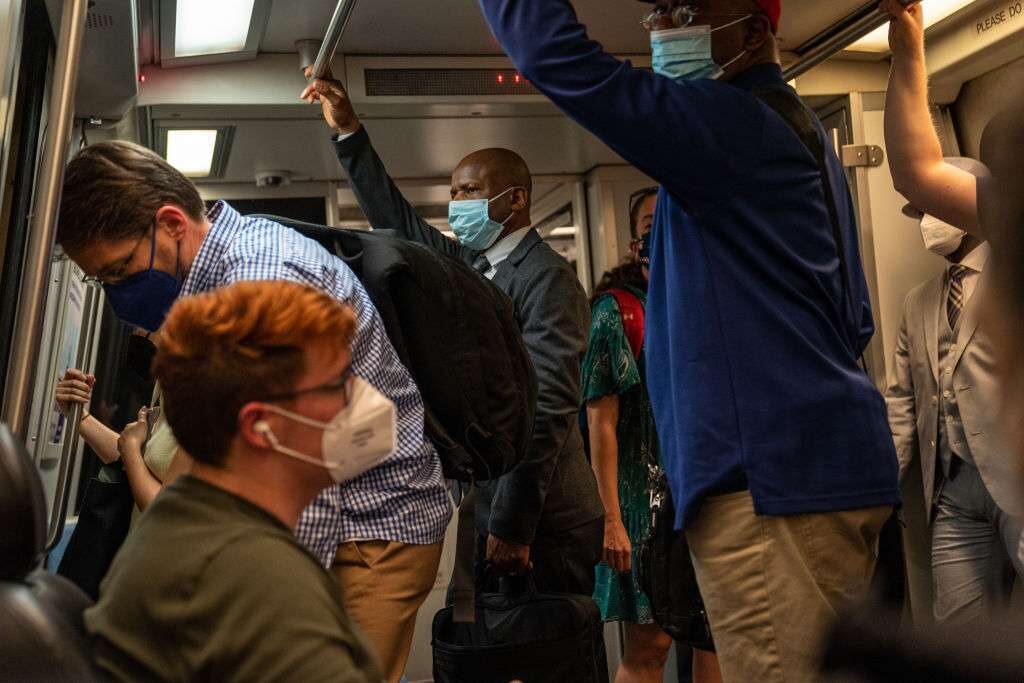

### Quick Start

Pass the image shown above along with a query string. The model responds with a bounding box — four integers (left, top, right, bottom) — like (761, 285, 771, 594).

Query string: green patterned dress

(581, 287, 660, 624)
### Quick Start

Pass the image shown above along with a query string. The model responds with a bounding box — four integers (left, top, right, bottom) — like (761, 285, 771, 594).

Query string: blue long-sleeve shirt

(480, 0, 899, 527)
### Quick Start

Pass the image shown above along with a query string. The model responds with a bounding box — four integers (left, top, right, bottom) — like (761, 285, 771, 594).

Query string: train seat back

(0, 422, 96, 681)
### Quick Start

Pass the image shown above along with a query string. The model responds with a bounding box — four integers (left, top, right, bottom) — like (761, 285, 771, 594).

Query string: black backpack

(250, 216, 537, 483)
(637, 478, 714, 652)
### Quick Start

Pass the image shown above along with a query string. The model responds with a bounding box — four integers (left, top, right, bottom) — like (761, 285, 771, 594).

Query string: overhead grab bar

(783, 0, 919, 81)
(46, 282, 97, 551)
(0, 0, 89, 440)
(309, 0, 359, 80)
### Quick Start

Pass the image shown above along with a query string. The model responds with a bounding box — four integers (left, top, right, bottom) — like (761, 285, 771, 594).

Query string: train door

(0, 0, 118, 568)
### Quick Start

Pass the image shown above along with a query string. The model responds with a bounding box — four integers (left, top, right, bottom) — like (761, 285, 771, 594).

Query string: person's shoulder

(204, 531, 348, 622)
(520, 240, 579, 281)
(905, 273, 943, 308)
(205, 528, 318, 581)
(590, 291, 620, 315)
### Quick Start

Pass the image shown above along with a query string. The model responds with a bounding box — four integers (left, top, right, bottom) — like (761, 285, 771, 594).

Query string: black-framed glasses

(261, 365, 355, 404)
(81, 226, 151, 285)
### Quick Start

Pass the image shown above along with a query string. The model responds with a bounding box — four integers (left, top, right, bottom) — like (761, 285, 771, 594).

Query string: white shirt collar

(484, 226, 532, 269)
(952, 241, 990, 274)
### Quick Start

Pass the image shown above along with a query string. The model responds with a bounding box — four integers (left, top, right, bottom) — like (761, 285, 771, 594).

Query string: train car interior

(1, 0, 1023, 680)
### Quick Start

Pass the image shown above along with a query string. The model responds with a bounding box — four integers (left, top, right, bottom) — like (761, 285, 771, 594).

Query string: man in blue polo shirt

(478, 0, 899, 679)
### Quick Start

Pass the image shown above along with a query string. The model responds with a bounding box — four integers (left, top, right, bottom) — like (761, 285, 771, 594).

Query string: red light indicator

(497, 73, 504, 84)
(514, 73, 521, 84)
(139, 73, 147, 83)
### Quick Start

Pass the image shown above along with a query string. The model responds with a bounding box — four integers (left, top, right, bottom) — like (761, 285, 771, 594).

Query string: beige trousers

(332, 540, 443, 683)
(686, 490, 892, 683)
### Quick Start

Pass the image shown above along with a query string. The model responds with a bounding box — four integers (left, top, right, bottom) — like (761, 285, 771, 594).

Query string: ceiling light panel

(174, 0, 257, 57)
(847, 0, 979, 52)
(166, 129, 219, 177)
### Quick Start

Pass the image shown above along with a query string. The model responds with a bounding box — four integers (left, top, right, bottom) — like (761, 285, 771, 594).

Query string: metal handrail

(783, 0, 919, 82)
(45, 282, 98, 551)
(0, 0, 89, 439)
(309, 0, 359, 80)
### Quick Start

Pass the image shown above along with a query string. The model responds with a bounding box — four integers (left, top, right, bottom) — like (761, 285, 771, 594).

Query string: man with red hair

(86, 280, 385, 682)
(477, 0, 899, 680)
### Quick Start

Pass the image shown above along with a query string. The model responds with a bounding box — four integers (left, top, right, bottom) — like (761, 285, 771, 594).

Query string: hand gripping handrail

(784, 0, 920, 81)
(46, 283, 98, 551)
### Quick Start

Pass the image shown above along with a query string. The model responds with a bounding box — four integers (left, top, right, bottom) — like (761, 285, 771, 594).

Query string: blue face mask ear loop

(154, 218, 184, 290)
(490, 186, 521, 226)
(710, 14, 754, 76)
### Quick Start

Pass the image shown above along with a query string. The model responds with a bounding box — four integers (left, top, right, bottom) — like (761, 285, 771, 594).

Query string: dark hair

(628, 186, 659, 239)
(153, 280, 356, 466)
(57, 141, 205, 255)
(592, 259, 646, 302)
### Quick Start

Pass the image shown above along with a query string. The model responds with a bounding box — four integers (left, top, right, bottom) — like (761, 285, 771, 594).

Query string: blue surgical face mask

(448, 186, 519, 251)
(650, 18, 750, 82)
(102, 227, 182, 333)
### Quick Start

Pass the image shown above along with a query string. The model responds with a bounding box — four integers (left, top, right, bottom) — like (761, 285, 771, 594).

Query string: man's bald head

(456, 148, 533, 196)
(450, 147, 534, 234)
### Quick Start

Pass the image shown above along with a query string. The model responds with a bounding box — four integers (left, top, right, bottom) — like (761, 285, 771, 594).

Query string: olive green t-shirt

(85, 475, 383, 682)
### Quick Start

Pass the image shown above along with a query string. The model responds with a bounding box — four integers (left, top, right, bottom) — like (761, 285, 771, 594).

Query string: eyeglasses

(640, 4, 753, 31)
(81, 228, 151, 285)
(261, 365, 355, 405)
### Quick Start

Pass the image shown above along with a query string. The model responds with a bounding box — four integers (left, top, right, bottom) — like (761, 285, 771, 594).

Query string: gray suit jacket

(333, 127, 603, 544)
(885, 268, 1024, 520)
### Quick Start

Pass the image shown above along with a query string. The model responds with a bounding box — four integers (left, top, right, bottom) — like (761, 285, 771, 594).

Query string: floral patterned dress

(581, 287, 660, 624)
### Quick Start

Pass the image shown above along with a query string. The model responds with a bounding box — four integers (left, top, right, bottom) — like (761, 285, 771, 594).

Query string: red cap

(755, 0, 781, 34)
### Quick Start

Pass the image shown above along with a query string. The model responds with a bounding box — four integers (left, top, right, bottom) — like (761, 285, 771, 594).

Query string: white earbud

(254, 420, 270, 434)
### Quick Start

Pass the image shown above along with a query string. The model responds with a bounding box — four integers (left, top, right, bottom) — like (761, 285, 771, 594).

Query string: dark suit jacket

(333, 127, 603, 545)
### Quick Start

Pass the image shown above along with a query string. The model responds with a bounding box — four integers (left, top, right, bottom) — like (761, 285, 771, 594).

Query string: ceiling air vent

(86, 12, 115, 30)
(364, 69, 539, 97)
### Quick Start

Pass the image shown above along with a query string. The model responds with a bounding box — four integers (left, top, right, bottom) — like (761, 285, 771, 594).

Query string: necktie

(947, 265, 968, 332)
(471, 254, 492, 276)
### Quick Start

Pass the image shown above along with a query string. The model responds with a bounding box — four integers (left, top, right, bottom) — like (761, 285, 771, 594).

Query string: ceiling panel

(259, 0, 872, 57)
(164, 114, 626, 183)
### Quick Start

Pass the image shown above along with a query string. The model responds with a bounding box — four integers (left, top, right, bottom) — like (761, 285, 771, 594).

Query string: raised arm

(303, 74, 464, 258)
(882, 0, 982, 236)
(476, 0, 766, 204)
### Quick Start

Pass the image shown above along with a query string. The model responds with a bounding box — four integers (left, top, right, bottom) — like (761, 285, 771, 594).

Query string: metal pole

(309, 0, 358, 80)
(783, 0, 920, 82)
(45, 283, 96, 551)
(1, 0, 89, 439)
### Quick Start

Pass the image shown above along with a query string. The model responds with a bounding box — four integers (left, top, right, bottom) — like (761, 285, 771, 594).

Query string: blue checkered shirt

(180, 202, 451, 565)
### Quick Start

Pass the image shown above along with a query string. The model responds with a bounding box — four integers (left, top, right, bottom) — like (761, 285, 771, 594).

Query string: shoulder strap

(607, 288, 645, 359)
(751, 87, 857, 344)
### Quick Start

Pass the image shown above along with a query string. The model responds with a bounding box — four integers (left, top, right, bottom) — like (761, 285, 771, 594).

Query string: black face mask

(638, 234, 651, 268)
(124, 334, 157, 382)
